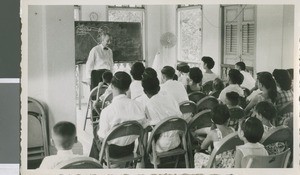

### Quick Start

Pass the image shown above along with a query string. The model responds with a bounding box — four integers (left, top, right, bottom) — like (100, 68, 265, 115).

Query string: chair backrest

(101, 92, 113, 109)
(228, 106, 245, 130)
(28, 97, 49, 157)
(206, 132, 244, 168)
(210, 90, 221, 99)
(277, 101, 293, 116)
(179, 101, 197, 114)
(241, 148, 291, 168)
(55, 157, 103, 169)
(147, 117, 188, 153)
(99, 121, 144, 163)
(96, 84, 108, 100)
(188, 109, 212, 131)
(202, 81, 213, 95)
(88, 87, 98, 101)
(196, 96, 218, 112)
(260, 126, 292, 147)
(188, 91, 206, 103)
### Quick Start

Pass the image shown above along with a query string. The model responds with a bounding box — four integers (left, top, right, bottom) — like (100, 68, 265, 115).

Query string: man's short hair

(241, 117, 264, 143)
(111, 71, 132, 92)
(211, 104, 230, 125)
(272, 69, 292, 91)
(189, 67, 203, 84)
(142, 77, 160, 96)
(255, 101, 277, 121)
(235, 62, 246, 71)
(226, 91, 240, 106)
(53, 121, 76, 150)
(213, 78, 224, 91)
(143, 67, 157, 79)
(102, 71, 113, 84)
(161, 66, 175, 79)
(202, 56, 215, 69)
(176, 62, 190, 73)
(130, 62, 145, 80)
(229, 69, 243, 85)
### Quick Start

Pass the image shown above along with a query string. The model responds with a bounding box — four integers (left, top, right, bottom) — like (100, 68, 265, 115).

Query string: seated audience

(246, 72, 262, 102)
(39, 121, 80, 169)
(173, 74, 178, 81)
(225, 91, 242, 130)
(253, 101, 276, 134)
(93, 71, 113, 114)
(201, 56, 218, 84)
(218, 69, 244, 104)
(234, 117, 268, 168)
(160, 66, 189, 104)
(142, 76, 182, 154)
(128, 62, 145, 100)
(193, 104, 235, 168)
(209, 78, 224, 98)
(235, 62, 255, 90)
(245, 72, 277, 113)
(176, 62, 190, 88)
(97, 72, 147, 167)
(187, 67, 203, 93)
(287, 68, 293, 84)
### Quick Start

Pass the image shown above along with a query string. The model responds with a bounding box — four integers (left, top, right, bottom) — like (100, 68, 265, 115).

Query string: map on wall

(75, 21, 143, 64)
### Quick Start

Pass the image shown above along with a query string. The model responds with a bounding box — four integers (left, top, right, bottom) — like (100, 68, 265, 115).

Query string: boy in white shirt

(160, 66, 189, 104)
(39, 122, 80, 169)
(176, 62, 190, 88)
(235, 62, 255, 90)
(128, 62, 145, 100)
(201, 56, 218, 85)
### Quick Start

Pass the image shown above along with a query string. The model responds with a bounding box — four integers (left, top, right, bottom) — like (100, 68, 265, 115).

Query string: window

(177, 5, 202, 64)
(108, 5, 145, 61)
(223, 5, 256, 67)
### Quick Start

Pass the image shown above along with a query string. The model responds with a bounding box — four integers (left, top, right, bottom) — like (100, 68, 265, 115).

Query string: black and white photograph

(20, 0, 300, 174)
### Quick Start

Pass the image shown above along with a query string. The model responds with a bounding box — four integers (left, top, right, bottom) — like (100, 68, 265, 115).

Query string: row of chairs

(56, 116, 292, 169)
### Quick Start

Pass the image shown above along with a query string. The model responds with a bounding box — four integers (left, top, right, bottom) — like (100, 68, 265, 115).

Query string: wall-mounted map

(75, 21, 143, 64)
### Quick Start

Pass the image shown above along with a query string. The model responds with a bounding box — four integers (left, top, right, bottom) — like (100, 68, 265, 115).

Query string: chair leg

(153, 156, 158, 169)
(83, 102, 91, 131)
(185, 152, 190, 168)
(174, 156, 179, 168)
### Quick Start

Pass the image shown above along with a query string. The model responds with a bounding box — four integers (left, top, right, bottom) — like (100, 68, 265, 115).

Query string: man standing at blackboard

(86, 34, 114, 90)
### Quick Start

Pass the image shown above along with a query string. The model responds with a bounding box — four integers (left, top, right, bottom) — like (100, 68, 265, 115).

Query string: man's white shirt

(160, 79, 189, 104)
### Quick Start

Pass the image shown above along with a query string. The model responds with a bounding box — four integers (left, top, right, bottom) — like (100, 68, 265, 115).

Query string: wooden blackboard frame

(75, 21, 144, 65)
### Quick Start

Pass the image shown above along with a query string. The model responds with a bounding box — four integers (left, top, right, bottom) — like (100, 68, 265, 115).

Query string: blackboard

(75, 21, 143, 64)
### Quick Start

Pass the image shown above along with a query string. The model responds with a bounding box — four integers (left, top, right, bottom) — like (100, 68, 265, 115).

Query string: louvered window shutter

(242, 23, 255, 55)
(225, 24, 238, 55)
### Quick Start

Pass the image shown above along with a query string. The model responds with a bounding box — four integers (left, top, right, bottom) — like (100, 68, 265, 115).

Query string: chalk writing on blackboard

(75, 21, 143, 64)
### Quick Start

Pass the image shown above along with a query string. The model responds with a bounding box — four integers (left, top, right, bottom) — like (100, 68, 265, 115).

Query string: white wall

(282, 5, 294, 69)
(256, 5, 284, 73)
(202, 5, 221, 75)
(81, 5, 107, 21)
(28, 6, 76, 131)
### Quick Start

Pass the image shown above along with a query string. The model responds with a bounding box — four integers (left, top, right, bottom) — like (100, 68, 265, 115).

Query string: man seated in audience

(128, 62, 145, 100)
(142, 75, 182, 161)
(235, 61, 255, 90)
(246, 72, 262, 102)
(218, 69, 244, 104)
(160, 66, 189, 104)
(225, 91, 240, 109)
(187, 67, 203, 93)
(234, 117, 268, 168)
(209, 78, 224, 98)
(93, 71, 113, 114)
(201, 56, 218, 85)
(176, 62, 190, 88)
(39, 121, 80, 169)
(96, 72, 147, 167)
(272, 69, 293, 125)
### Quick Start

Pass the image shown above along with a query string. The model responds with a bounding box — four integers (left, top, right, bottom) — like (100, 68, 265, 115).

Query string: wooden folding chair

(28, 97, 49, 169)
(99, 121, 145, 168)
(276, 101, 293, 126)
(83, 87, 98, 131)
(187, 109, 212, 167)
(101, 92, 113, 109)
(188, 91, 206, 103)
(54, 157, 103, 169)
(206, 132, 243, 168)
(179, 100, 197, 121)
(241, 148, 291, 168)
(260, 125, 292, 155)
(196, 96, 219, 112)
(228, 106, 245, 130)
(147, 117, 189, 168)
(202, 81, 213, 95)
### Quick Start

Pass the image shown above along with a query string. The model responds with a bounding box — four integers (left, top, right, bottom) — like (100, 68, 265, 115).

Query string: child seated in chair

(225, 91, 243, 130)
(96, 71, 147, 168)
(209, 78, 224, 98)
(193, 104, 235, 168)
(93, 71, 113, 115)
(234, 117, 268, 168)
(39, 121, 80, 169)
(253, 101, 286, 155)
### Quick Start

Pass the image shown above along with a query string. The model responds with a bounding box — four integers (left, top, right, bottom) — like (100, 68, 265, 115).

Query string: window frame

(176, 4, 203, 64)
(107, 5, 146, 62)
